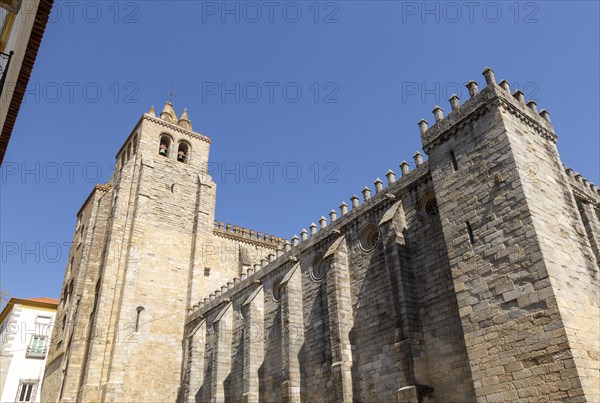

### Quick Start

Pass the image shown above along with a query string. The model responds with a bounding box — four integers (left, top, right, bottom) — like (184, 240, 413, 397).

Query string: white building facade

(0, 298, 57, 402)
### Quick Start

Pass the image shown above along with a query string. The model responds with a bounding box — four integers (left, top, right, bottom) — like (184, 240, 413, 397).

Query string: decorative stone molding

(142, 114, 211, 144)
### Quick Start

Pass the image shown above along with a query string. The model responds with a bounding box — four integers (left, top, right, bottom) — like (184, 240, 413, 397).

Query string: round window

(311, 255, 328, 281)
(272, 279, 282, 303)
(359, 223, 381, 252)
(239, 304, 249, 320)
(424, 198, 439, 217)
(418, 192, 439, 220)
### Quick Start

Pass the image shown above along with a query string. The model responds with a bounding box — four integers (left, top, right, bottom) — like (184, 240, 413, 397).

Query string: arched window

(177, 141, 190, 163)
(135, 306, 145, 332)
(159, 135, 171, 157)
(126, 143, 132, 160)
(132, 135, 138, 153)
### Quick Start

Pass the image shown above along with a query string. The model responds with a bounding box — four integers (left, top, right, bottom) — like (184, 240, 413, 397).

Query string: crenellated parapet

(564, 166, 600, 204)
(420, 67, 556, 154)
(188, 151, 430, 317)
(213, 221, 286, 248)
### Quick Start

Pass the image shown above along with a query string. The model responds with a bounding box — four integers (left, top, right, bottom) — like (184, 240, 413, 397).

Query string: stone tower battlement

(565, 166, 600, 201)
(213, 221, 286, 248)
(419, 67, 555, 154)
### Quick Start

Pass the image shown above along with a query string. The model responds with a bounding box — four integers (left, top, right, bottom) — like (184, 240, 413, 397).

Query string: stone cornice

(142, 114, 211, 144)
(76, 182, 112, 217)
(497, 96, 557, 143)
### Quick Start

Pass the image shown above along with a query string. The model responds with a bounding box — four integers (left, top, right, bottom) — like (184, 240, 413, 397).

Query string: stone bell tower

(42, 102, 220, 402)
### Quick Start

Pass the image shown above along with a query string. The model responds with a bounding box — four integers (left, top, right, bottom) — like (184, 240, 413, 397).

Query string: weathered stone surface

(43, 70, 600, 403)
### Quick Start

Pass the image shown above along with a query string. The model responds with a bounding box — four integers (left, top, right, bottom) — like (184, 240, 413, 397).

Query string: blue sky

(1, 0, 599, 302)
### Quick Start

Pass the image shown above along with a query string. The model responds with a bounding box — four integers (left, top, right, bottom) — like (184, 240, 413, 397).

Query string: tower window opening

(466, 221, 475, 244)
(177, 142, 190, 163)
(159, 135, 171, 157)
(450, 151, 458, 171)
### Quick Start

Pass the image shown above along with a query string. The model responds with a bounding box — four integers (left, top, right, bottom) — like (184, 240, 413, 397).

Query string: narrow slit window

(466, 221, 475, 244)
(450, 151, 458, 171)
(135, 306, 145, 332)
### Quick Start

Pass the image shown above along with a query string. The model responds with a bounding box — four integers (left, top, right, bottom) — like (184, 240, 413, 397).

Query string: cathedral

(41, 68, 600, 402)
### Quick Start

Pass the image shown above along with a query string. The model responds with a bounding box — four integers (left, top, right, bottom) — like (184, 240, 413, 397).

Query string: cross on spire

(166, 79, 175, 102)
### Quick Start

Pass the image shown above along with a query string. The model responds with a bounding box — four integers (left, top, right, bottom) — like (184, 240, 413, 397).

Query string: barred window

(15, 379, 38, 402)
(26, 335, 47, 358)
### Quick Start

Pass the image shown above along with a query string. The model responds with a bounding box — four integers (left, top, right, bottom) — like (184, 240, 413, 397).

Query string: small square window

(35, 315, 51, 325)
(35, 315, 52, 335)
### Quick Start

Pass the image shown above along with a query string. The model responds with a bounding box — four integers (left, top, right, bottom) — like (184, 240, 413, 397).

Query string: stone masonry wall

(182, 162, 475, 402)
(206, 228, 283, 294)
(502, 106, 600, 400)
(45, 70, 600, 403)
(41, 184, 111, 402)
(422, 68, 599, 401)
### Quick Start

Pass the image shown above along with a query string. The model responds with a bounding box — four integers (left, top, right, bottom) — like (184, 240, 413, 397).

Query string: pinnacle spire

(160, 101, 177, 123)
(178, 108, 192, 130)
(180, 108, 189, 121)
